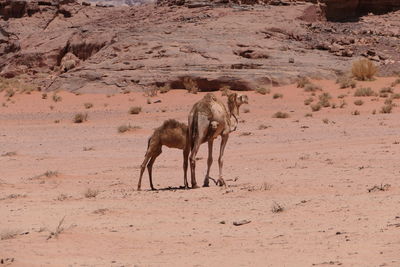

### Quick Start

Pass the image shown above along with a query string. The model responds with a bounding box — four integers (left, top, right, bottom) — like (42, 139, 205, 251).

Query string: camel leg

(189, 140, 201, 189)
(183, 145, 190, 189)
(203, 139, 214, 187)
(138, 153, 152, 191)
(217, 134, 229, 187)
(147, 150, 161, 190)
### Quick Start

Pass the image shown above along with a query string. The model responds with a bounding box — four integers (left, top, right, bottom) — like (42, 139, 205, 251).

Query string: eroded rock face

(321, 0, 400, 21)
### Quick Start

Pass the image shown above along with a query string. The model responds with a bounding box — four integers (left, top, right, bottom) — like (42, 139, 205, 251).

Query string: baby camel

(137, 119, 189, 191)
(187, 92, 248, 188)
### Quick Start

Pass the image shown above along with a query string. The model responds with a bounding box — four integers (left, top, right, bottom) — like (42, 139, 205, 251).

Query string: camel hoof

(137, 187, 141, 191)
(203, 183, 209, 187)
(192, 184, 200, 189)
(217, 179, 226, 187)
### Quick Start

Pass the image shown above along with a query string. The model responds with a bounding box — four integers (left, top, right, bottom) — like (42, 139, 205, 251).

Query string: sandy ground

(1, 77, 400, 266)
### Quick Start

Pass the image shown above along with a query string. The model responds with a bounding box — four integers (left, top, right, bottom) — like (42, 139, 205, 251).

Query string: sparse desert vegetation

(118, 124, 141, 133)
(272, 111, 289, 118)
(84, 102, 93, 109)
(273, 93, 283, 99)
(354, 87, 376, 97)
(129, 106, 142, 115)
(351, 58, 377, 81)
(73, 113, 88, 123)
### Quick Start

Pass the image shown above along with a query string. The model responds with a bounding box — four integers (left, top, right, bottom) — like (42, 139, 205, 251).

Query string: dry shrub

(351, 58, 377, 81)
(322, 118, 329, 124)
(118, 124, 141, 133)
(273, 111, 289, 118)
(391, 93, 400, 99)
(5, 88, 15, 98)
(384, 98, 393, 105)
(255, 87, 270, 95)
(337, 94, 347, 99)
(304, 83, 322, 92)
(243, 108, 250, 113)
(304, 97, 313, 105)
(339, 100, 347, 108)
(273, 93, 283, 99)
(354, 99, 364, 106)
(351, 110, 360, 115)
(354, 87, 376, 97)
(183, 77, 198, 94)
(305, 113, 313, 117)
(258, 124, 270, 130)
(84, 188, 99, 198)
(129, 106, 142, 115)
(297, 77, 310, 88)
(73, 113, 88, 123)
(311, 103, 321, 112)
(318, 92, 332, 107)
(391, 78, 400, 87)
(159, 84, 171, 94)
(84, 103, 93, 109)
(271, 201, 284, 213)
(336, 75, 356, 89)
(1, 151, 17, 157)
(47, 216, 66, 240)
(52, 93, 62, 102)
(0, 77, 36, 95)
(0, 229, 20, 240)
(380, 104, 393, 114)
(41, 93, 47, 99)
(380, 87, 393, 94)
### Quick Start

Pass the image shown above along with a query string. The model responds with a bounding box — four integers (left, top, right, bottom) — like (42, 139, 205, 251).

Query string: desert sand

(1, 77, 400, 266)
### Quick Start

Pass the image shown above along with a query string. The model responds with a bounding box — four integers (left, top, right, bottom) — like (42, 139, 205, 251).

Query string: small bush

(305, 113, 313, 117)
(337, 94, 347, 99)
(322, 118, 329, 124)
(159, 84, 171, 94)
(354, 99, 364, 106)
(384, 98, 393, 105)
(84, 188, 99, 198)
(391, 78, 400, 87)
(273, 93, 283, 99)
(304, 97, 313, 105)
(5, 88, 15, 98)
(380, 104, 393, 114)
(311, 103, 321, 112)
(351, 110, 360, 115)
(42, 93, 47, 99)
(129, 106, 142, 114)
(336, 75, 356, 89)
(52, 93, 62, 102)
(271, 201, 284, 213)
(272, 112, 289, 118)
(255, 87, 270, 95)
(243, 108, 250, 113)
(354, 87, 376, 97)
(297, 77, 310, 88)
(258, 124, 270, 130)
(84, 103, 93, 109)
(380, 87, 393, 94)
(379, 92, 389, 98)
(351, 58, 377, 81)
(318, 92, 332, 107)
(0, 229, 19, 240)
(118, 124, 140, 133)
(73, 113, 88, 123)
(340, 100, 347, 109)
(391, 93, 400, 99)
(304, 83, 321, 92)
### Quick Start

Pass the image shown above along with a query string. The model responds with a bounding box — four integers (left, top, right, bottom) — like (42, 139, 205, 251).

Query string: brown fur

(187, 92, 248, 188)
(137, 119, 189, 190)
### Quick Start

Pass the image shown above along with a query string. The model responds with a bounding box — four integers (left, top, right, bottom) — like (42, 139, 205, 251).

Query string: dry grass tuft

(304, 97, 314, 105)
(258, 124, 271, 130)
(272, 111, 289, 118)
(354, 99, 364, 106)
(322, 118, 329, 124)
(271, 201, 284, 213)
(1, 151, 17, 157)
(304, 83, 322, 92)
(5, 88, 15, 98)
(47, 216, 66, 240)
(0, 229, 20, 240)
(129, 106, 142, 115)
(354, 87, 376, 97)
(351, 58, 377, 81)
(84, 103, 93, 109)
(336, 75, 356, 89)
(73, 113, 88, 123)
(391, 78, 400, 87)
(318, 92, 332, 107)
(159, 84, 171, 94)
(118, 124, 141, 133)
(84, 188, 99, 198)
(297, 77, 310, 88)
(380, 104, 393, 114)
(305, 113, 313, 117)
(255, 87, 270, 95)
(352, 110, 360, 115)
(52, 93, 62, 102)
(272, 93, 283, 99)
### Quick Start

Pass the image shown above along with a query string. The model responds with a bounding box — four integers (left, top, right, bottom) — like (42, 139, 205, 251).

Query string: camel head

(227, 93, 249, 132)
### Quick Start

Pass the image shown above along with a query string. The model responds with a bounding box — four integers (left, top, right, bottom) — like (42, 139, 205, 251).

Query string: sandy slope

(1, 78, 400, 266)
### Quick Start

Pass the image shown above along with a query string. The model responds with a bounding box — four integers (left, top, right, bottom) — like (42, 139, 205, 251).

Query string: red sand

(1, 78, 400, 266)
